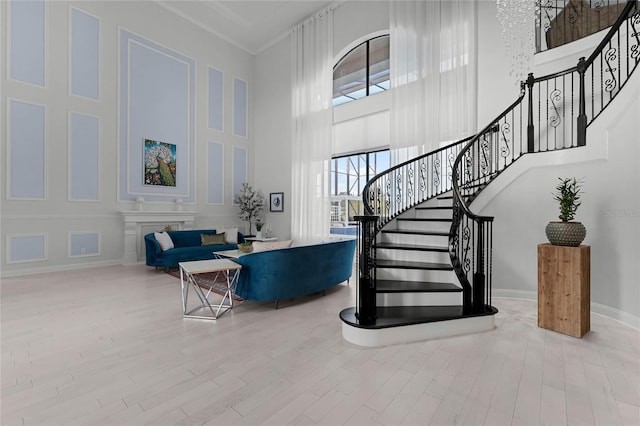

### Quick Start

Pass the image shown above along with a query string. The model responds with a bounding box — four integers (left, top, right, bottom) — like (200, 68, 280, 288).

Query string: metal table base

(179, 259, 242, 320)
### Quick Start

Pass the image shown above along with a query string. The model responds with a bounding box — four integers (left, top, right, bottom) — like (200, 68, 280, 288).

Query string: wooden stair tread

(373, 242, 448, 252)
(376, 280, 462, 293)
(381, 229, 449, 236)
(397, 218, 452, 222)
(415, 206, 453, 210)
(339, 305, 499, 329)
(376, 259, 453, 270)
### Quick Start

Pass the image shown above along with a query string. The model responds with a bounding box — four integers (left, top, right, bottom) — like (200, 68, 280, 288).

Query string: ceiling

(157, 0, 335, 55)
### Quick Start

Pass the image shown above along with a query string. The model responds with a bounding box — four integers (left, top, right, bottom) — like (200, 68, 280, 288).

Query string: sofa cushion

(201, 233, 225, 245)
(169, 230, 215, 248)
(218, 227, 238, 244)
(252, 239, 293, 252)
(154, 231, 174, 251)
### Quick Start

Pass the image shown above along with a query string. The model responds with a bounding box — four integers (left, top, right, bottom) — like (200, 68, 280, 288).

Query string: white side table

(179, 259, 242, 320)
(244, 237, 278, 242)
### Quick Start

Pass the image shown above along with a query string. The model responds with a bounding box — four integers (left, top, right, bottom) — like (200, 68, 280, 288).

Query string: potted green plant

(234, 183, 265, 236)
(238, 241, 253, 253)
(545, 177, 586, 246)
(255, 222, 264, 239)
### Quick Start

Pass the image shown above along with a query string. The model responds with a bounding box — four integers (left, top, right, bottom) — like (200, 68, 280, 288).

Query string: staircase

(341, 0, 639, 347)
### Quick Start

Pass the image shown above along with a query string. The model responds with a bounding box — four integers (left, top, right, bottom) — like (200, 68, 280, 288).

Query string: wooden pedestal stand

(538, 244, 591, 338)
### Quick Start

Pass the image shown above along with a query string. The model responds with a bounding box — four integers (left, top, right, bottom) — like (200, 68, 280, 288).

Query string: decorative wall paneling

(69, 8, 100, 100)
(208, 142, 224, 204)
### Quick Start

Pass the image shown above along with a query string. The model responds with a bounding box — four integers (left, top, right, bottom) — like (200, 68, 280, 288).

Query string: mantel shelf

(121, 211, 198, 221)
(120, 211, 198, 264)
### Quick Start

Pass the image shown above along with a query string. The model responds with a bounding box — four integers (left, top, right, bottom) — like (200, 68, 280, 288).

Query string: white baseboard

(342, 314, 496, 347)
(0, 259, 127, 278)
(493, 290, 640, 331)
(590, 302, 640, 331)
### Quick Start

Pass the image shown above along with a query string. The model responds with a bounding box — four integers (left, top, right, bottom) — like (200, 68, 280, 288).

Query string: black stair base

(339, 305, 498, 330)
(376, 280, 462, 293)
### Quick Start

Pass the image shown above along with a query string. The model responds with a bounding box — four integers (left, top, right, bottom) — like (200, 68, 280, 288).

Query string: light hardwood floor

(2, 265, 639, 426)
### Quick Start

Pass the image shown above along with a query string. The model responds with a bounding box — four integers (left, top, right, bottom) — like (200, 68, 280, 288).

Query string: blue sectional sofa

(144, 229, 245, 268)
(234, 239, 356, 305)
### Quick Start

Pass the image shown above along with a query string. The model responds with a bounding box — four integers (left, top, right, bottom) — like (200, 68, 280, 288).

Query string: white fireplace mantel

(121, 211, 197, 264)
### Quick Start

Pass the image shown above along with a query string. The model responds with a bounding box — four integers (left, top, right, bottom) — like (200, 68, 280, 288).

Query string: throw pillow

(200, 233, 225, 246)
(218, 227, 238, 244)
(252, 239, 293, 253)
(201, 233, 226, 245)
(154, 231, 174, 251)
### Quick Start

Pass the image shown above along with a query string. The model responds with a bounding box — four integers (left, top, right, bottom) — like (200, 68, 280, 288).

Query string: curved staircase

(341, 0, 639, 346)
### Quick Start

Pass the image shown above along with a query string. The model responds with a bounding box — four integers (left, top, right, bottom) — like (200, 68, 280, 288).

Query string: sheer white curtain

(390, 0, 477, 164)
(290, 8, 334, 243)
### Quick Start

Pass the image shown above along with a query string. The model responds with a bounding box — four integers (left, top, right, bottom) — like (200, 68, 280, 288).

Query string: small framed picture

(270, 192, 284, 212)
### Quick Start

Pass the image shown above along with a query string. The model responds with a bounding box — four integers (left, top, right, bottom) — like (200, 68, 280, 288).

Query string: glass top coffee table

(179, 258, 242, 320)
(212, 249, 249, 259)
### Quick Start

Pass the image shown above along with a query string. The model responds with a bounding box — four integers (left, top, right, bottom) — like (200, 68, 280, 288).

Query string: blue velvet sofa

(144, 229, 245, 268)
(234, 239, 356, 305)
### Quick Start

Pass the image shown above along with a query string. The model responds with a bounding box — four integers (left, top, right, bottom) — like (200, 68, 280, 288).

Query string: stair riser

(415, 209, 453, 220)
(397, 221, 451, 233)
(376, 248, 451, 264)
(438, 198, 453, 207)
(381, 233, 449, 247)
(377, 292, 462, 307)
(376, 268, 457, 283)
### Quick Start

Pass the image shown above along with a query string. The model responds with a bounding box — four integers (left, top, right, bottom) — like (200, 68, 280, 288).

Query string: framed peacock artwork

(144, 139, 176, 187)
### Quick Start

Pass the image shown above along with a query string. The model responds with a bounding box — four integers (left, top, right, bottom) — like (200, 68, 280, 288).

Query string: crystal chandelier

(496, 0, 536, 85)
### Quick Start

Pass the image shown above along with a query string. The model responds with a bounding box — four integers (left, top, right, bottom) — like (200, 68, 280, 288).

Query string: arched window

(332, 35, 390, 106)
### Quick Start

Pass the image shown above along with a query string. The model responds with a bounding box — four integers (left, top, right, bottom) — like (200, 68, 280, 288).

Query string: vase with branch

(234, 183, 265, 236)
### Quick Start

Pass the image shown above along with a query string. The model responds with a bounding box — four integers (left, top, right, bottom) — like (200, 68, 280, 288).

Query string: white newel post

(120, 211, 197, 264)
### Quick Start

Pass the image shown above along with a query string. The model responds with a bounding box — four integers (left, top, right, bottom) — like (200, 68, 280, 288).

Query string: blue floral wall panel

(69, 112, 99, 201)
(233, 78, 248, 138)
(8, 235, 46, 263)
(208, 67, 224, 131)
(9, 100, 45, 199)
(208, 142, 224, 204)
(119, 30, 195, 202)
(69, 233, 100, 257)
(233, 146, 248, 199)
(70, 8, 99, 100)
(10, 0, 45, 86)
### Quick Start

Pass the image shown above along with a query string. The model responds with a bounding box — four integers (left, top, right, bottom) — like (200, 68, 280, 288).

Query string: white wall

(476, 69, 640, 328)
(477, 0, 521, 126)
(254, 0, 518, 239)
(1, 1, 255, 276)
(255, 0, 640, 326)
(253, 1, 392, 240)
(253, 39, 292, 239)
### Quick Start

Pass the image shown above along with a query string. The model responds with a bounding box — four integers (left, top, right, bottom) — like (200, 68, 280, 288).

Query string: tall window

(332, 35, 390, 106)
(330, 149, 390, 234)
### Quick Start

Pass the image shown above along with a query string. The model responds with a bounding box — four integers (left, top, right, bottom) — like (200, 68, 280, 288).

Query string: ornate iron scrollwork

(549, 88, 562, 127)
(447, 152, 456, 180)
(604, 47, 618, 93)
(462, 224, 471, 273)
(464, 151, 473, 183)
(419, 161, 427, 194)
(480, 135, 491, 176)
(385, 177, 391, 211)
(395, 174, 402, 206)
(541, 0, 554, 32)
(407, 167, 414, 200)
(630, 12, 640, 59)
(368, 186, 377, 214)
(433, 156, 441, 189)
(500, 121, 511, 158)
(592, 0, 603, 12)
